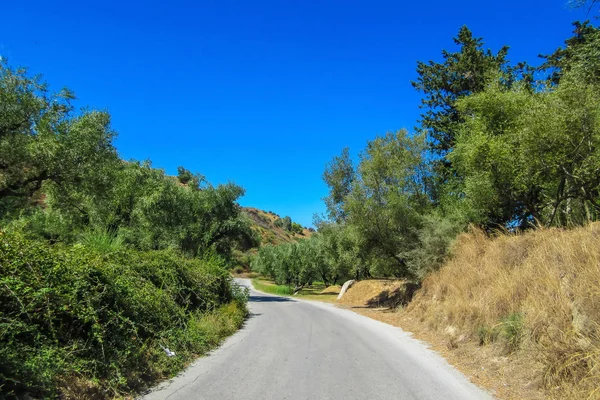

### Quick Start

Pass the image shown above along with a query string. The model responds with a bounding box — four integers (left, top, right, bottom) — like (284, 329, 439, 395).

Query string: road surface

(143, 279, 493, 400)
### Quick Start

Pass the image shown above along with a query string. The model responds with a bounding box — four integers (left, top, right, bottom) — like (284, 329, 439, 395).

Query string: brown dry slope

(243, 207, 312, 245)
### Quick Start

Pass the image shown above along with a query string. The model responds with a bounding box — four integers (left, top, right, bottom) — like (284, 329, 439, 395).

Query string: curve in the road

(142, 278, 493, 400)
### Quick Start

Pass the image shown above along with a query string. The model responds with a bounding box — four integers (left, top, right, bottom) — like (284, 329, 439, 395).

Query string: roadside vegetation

(251, 278, 340, 302)
(251, 279, 295, 296)
(254, 20, 600, 284)
(251, 13, 600, 399)
(0, 60, 254, 398)
(405, 224, 600, 398)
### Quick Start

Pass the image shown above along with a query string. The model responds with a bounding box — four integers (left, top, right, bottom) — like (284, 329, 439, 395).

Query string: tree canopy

(0, 59, 257, 258)
(254, 21, 600, 282)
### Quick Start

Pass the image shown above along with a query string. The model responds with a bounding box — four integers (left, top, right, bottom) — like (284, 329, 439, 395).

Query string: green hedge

(0, 233, 247, 398)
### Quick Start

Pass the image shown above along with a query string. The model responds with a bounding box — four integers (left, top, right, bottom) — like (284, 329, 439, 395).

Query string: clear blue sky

(0, 0, 590, 226)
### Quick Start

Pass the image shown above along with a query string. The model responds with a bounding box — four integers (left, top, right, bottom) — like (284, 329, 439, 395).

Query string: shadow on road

(249, 295, 294, 303)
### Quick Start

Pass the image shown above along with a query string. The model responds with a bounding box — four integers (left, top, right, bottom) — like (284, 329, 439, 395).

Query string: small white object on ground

(160, 344, 176, 357)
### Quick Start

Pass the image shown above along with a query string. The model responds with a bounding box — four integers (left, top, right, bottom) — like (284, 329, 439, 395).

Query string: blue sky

(0, 0, 590, 226)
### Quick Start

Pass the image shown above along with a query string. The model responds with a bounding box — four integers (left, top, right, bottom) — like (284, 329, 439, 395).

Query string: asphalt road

(143, 279, 493, 400)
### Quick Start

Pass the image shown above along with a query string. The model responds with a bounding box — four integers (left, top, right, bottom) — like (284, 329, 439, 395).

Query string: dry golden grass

(320, 285, 342, 294)
(405, 224, 600, 399)
(337, 279, 408, 307)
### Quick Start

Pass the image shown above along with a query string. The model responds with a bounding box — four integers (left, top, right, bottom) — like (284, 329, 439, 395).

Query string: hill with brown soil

(243, 207, 313, 246)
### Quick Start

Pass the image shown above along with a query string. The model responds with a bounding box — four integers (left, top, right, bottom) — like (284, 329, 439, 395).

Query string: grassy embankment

(0, 232, 248, 399)
(399, 224, 600, 399)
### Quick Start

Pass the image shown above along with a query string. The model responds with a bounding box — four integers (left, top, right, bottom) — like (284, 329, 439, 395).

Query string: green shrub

(79, 228, 124, 253)
(0, 232, 246, 399)
(291, 222, 303, 234)
(476, 313, 524, 352)
(498, 312, 524, 352)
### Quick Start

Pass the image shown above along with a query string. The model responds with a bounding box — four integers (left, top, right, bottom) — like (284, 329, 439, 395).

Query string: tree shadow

(365, 282, 421, 309)
(249, 295, 294, 303)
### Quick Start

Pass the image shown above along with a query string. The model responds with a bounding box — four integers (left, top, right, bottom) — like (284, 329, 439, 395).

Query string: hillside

(243, 207, 313, 246)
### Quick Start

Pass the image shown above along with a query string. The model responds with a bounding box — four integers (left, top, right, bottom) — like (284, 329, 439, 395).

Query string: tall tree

(450, 67, 600, 228)
(539, 21, 600, 85)
(0, 60, 118, 217)
(344, 130, 429, 277)
(322, 147, 355, 223)
(412, 26, 512, 156)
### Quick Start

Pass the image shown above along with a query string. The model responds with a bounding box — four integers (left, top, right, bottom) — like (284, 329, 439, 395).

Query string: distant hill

(243, 207, 313, 246)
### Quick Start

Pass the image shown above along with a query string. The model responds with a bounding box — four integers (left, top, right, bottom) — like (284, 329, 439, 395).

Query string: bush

(291, 222, 303, 234)
(0, 232, 246, 399)
(79, 228, 124, 253)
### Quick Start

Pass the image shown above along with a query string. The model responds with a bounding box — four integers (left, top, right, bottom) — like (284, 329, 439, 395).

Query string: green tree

(539, 21, 600, 85)
(323, 147, 355, 222)
(344, 130, 430, 277)
(177, 165, 204, 188)
(291, 222, 303, 234)
(0, 61, 117, 217)
(281, 216, 292, 232)
(450, 68, 600, 228)
(318, 223, 365, 281)
(412, 26, 512, 156)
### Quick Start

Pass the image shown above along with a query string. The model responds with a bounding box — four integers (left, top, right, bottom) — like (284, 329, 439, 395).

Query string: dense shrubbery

(253, 22, 600, 282)
(0, 232, 248, 398)
(0, 60, 254, 398)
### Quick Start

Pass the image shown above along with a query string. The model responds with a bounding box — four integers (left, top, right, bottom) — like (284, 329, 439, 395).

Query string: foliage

(539, 21, 600, 85)
(252, 241, 314, 289)
(450, 68, 600, 228)
(258, 21, 600, 285)
(280, 216, 292, 231)
(322, 147, 354, 223)
(79, 227, 124, 254)
(0, 60, 118, 217)
(273, 215, 302, 234)
(0, 60, 257, 258)
(291, 222, 303, 234)
(343, 130, 430, 277)
(254, 130, 439, 281)
(0, 60, 254, 398)
(411, 26, 515, 156)
(176, 165, 204, 188)
(0, 232, 246, 398)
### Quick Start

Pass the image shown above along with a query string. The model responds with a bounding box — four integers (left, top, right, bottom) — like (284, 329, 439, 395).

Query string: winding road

(143, 279, 492, 400)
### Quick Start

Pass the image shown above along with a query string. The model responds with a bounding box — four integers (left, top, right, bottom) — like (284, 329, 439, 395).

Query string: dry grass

(337, 279, 414, 309)
(320, 285, 342, 294)
(404, 224, 600, 399)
